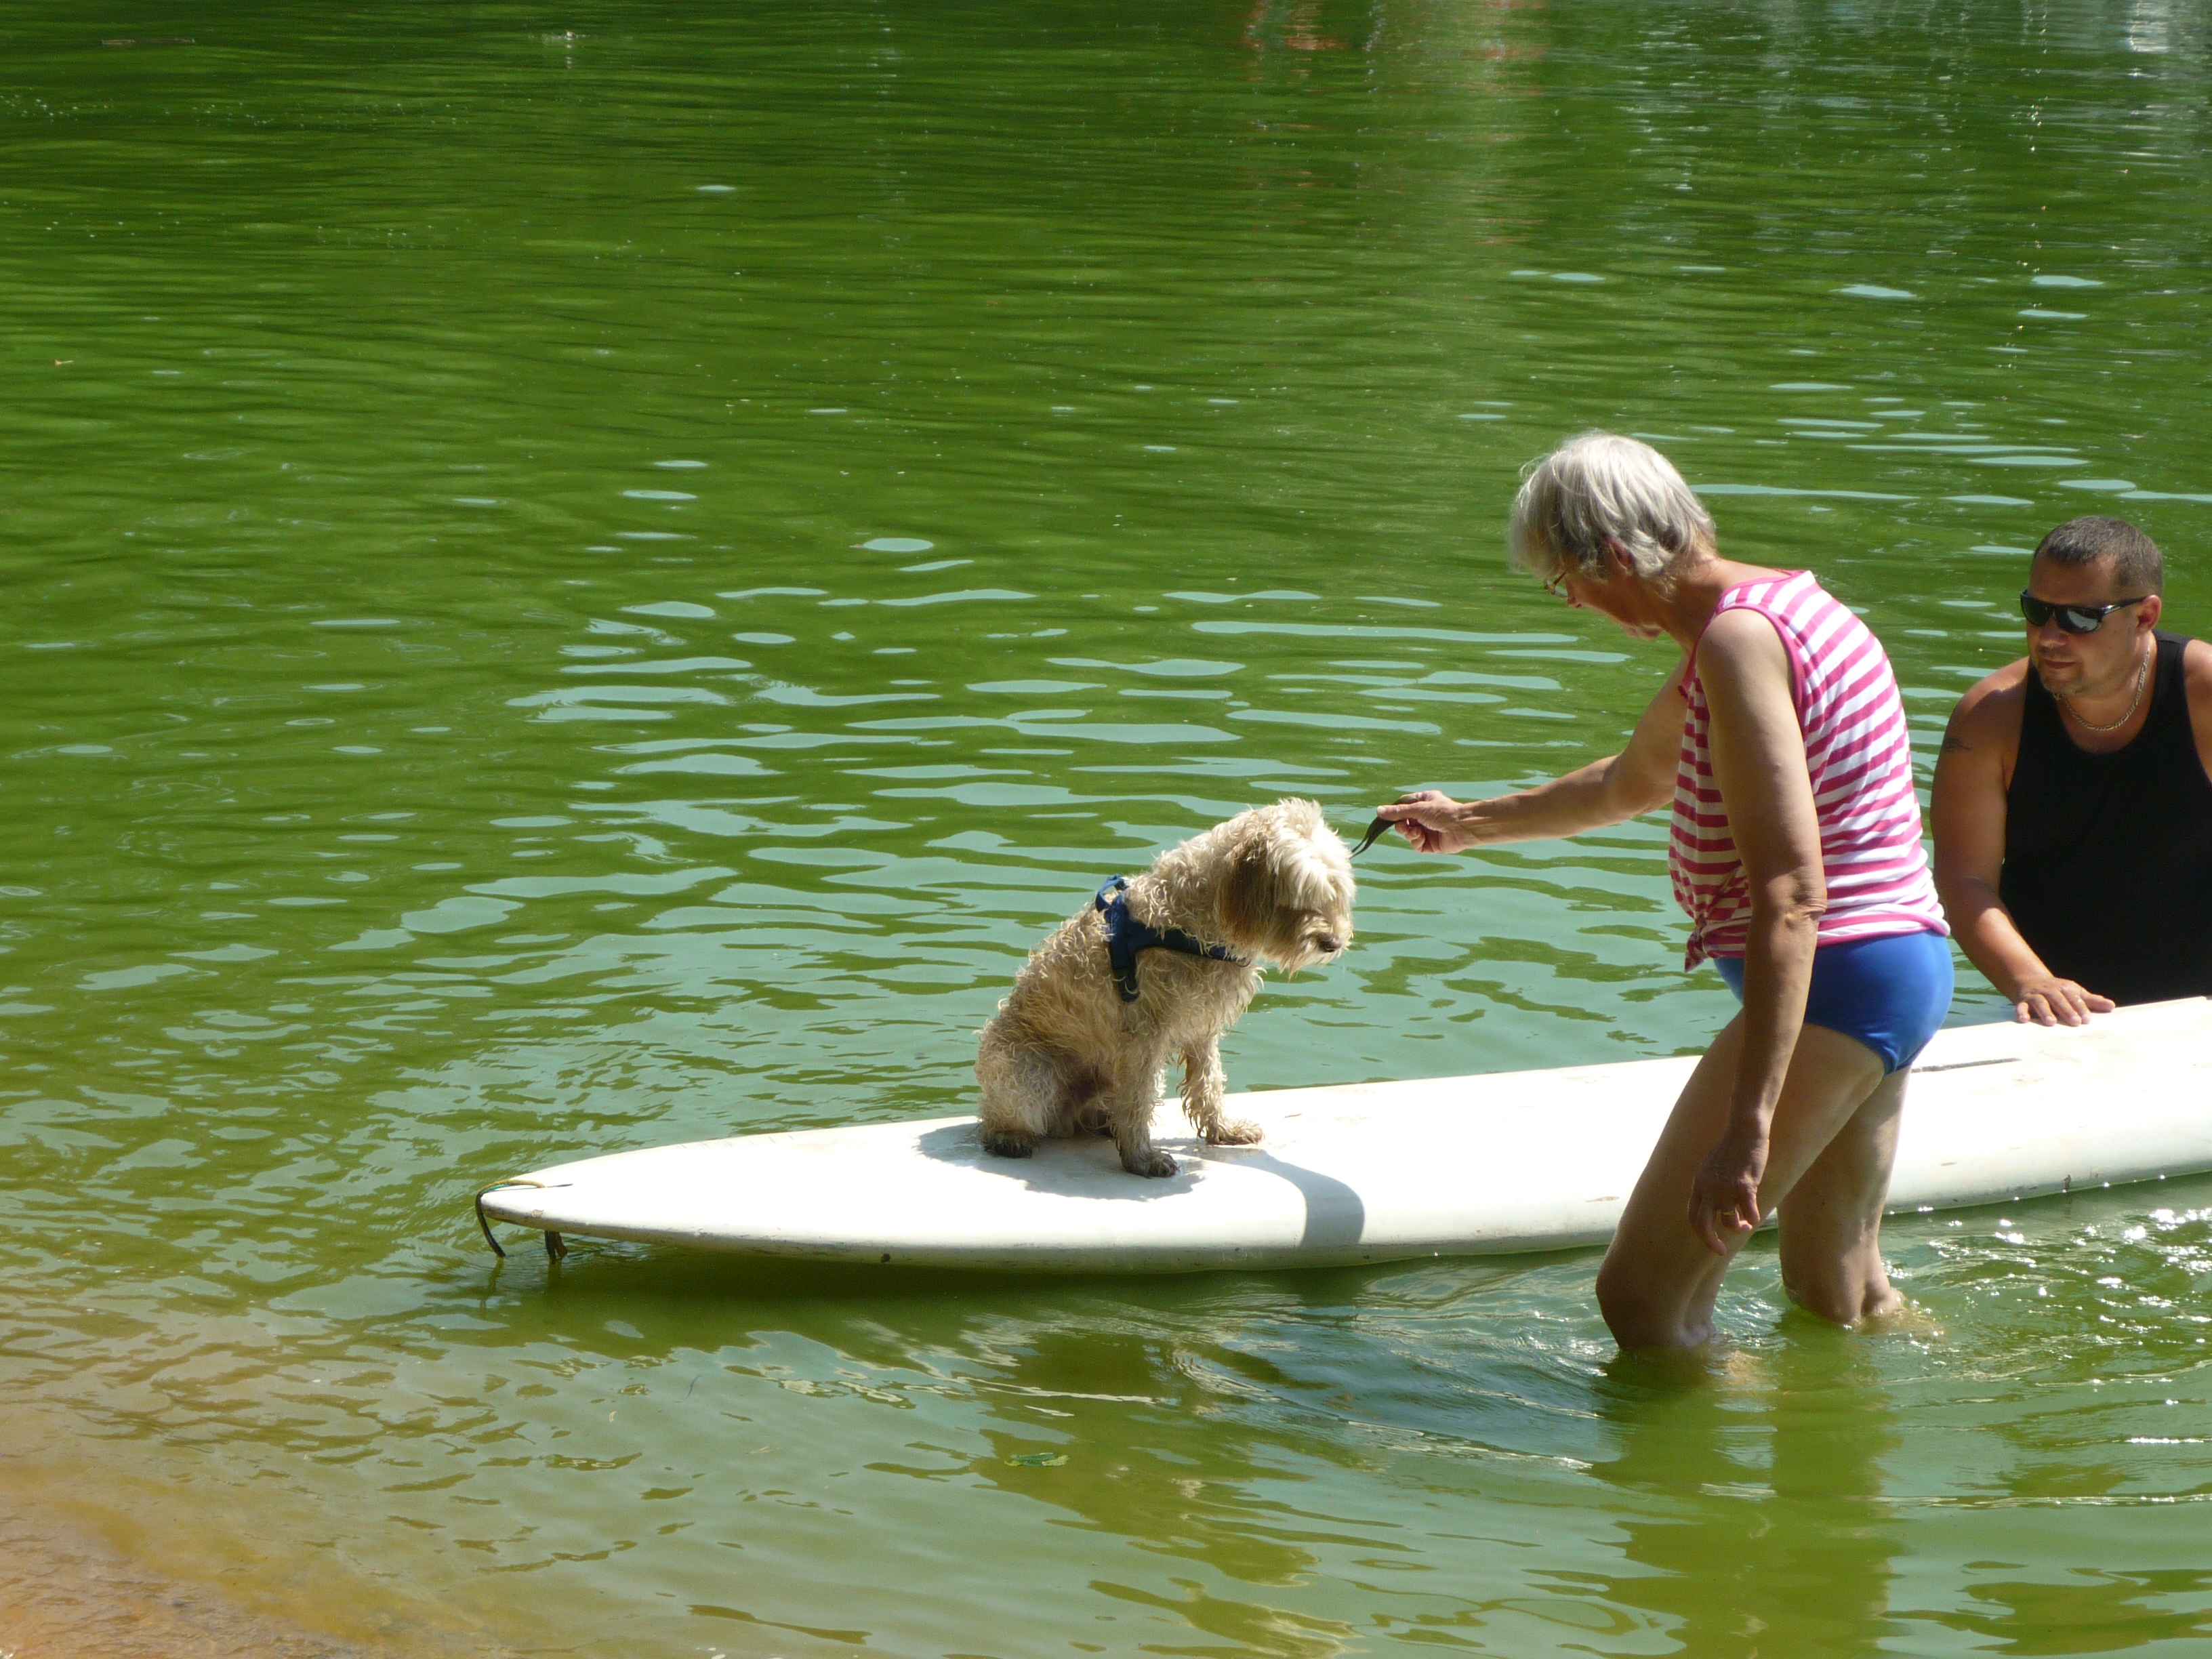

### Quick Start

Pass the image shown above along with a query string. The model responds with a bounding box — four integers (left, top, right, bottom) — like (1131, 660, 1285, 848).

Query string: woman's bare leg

(1596, 1019, 1891, 1349)
(1776, 1065, 1908, 1324)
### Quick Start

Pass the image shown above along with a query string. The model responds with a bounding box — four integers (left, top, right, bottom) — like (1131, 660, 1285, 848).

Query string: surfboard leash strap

(1094, 875, 1239, 1002)
(473, 1179, 571, 1260)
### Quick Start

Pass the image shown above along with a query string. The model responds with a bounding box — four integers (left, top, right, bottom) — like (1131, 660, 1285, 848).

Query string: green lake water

(5, 1, 2211, 1652)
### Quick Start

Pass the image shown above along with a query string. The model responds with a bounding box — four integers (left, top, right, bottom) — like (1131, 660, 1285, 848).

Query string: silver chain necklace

(2058, 647, 2151, 734)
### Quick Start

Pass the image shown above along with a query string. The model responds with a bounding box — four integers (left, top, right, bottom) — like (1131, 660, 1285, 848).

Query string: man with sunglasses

(1932, 516, 2212, 1024)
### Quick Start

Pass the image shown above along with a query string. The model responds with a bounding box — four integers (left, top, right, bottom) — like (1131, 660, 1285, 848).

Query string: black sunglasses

(2020, 592, 2147, 634)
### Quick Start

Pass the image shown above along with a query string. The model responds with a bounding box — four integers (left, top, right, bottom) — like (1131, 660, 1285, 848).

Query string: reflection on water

(5, 0, 2212, 1652)
(1593, 1337, 1903, 1658)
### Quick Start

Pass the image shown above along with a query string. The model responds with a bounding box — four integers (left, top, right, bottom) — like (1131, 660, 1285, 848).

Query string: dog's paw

(980, 1129, 1035, 1159)
(1204, 1117, 1263, 1146)
(1121, 1148, 1179, 1179)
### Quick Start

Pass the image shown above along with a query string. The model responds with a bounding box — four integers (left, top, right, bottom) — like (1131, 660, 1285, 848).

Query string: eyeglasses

(1543, 569, 1570, 600)
(2019, 592, 2147, 634)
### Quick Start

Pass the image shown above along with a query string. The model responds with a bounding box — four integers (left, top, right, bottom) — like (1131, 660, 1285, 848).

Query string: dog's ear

(1220, 841, 1277, 943)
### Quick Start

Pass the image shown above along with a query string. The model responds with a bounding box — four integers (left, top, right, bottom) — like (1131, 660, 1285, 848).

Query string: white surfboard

(475, 998, 2212, 1273)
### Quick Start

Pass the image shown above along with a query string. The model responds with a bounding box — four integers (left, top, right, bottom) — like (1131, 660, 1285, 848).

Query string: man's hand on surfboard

(2009, 972, 2114, 1028)
(1688, 1126, 1769, 1256)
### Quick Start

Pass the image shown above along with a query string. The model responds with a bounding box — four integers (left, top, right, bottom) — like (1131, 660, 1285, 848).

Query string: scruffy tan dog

(975, 798, 1355, 1177)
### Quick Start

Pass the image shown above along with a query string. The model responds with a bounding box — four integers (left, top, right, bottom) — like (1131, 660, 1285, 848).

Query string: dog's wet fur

(975, 798, 1356, 1177)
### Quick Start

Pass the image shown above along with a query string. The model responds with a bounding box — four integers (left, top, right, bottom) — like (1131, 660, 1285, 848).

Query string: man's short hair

(2033, 516, 2164, 595)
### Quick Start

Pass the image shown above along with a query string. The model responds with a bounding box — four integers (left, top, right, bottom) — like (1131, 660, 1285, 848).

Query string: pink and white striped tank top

(1671, 570, 1946, 968)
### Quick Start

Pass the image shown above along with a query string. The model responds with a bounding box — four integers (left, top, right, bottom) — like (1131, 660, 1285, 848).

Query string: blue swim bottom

(1712, 929, 1954, 1075)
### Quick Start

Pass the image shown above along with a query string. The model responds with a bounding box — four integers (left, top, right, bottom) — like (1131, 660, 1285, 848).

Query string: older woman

(1378, 434, 1951, 1349)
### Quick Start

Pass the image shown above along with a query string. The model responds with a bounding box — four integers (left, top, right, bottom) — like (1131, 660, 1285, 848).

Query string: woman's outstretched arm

(1374, 660, 1689, 853)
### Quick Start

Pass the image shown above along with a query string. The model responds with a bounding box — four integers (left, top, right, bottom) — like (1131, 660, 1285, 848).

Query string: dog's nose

(1316, 935, 1343, 954)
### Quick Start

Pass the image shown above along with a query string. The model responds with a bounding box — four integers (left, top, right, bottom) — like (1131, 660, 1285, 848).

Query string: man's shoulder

(1949, 658, 2032, 734)
(2177, 641, 2212, 765)
(2178, 635, 2212, 686)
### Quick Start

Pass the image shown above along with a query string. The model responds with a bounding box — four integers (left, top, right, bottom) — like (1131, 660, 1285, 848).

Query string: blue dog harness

(1094, 875, 1237, 1003)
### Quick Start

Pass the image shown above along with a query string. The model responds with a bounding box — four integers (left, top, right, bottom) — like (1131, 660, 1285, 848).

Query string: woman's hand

(1372, 790, 1471, 854)
(1687, 1124, 1769, 1256)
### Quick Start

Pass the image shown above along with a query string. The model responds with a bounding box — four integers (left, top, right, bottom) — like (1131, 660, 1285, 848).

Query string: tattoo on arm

(1940, 733, 1971, 754)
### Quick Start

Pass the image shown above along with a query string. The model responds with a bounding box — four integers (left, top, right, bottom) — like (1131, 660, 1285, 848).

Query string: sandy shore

(0, 1502, 483, 1659)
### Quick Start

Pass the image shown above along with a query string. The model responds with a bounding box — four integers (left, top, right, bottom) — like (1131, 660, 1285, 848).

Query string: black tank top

(2001, 632, 2212, 1005)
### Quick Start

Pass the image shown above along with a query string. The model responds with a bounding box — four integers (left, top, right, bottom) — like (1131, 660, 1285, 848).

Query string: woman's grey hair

(1507, 432, 1716, 583)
